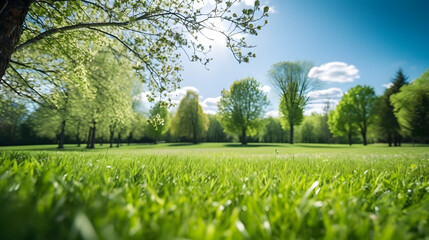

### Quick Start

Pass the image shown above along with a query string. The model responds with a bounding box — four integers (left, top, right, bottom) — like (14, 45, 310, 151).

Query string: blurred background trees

(1, 67, 428, 147)
(171, 91, 209, 144)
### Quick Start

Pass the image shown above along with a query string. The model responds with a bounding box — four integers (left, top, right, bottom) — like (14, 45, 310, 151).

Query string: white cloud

(204, 110, 217, 115)
(308, 62, 360, 83)
(305, 99, 339, 116)
(307, 88, 343, 99)
(201, 96, 221, 109)
(168, 86, 200, 105)
(243, 0, 255, 6)
(264, 110, 279, 118)
(169, 86, 223, 114)
(193, 0, 216, 9)
(134, 91, 150, 104)
(260, 85, 271, 93)
(383, 82, 394, 89)
(305, 88, 343, 115)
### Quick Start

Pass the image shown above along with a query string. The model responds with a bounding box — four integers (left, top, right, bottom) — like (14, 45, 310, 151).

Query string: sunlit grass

(1, 144, 428, 239)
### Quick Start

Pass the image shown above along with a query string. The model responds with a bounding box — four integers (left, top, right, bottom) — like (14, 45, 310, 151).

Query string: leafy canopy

(217, 77, 269, 137)
(391, 69, 429, 138)
(268, 61, 314, 128)
(3, 0, 270, 106)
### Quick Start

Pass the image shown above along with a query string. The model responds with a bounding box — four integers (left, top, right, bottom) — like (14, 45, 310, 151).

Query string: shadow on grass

(223, 144, 283, 148)
(1, 146, 108, 152)
(293, 144, 351, 149)
(167, 143, 200, 147)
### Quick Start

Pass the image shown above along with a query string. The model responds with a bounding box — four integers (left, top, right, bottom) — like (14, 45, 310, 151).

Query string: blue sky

(156, 0, 429, 116)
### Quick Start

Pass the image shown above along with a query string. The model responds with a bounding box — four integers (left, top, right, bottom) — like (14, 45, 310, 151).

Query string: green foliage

(1, 144, 429, 239)
(268, 61, 314, 144)
(348, 85, 376, 145)
(0, 94, 28, 145)
(171, 91, 208, 143)
(260, 117, 287, 143)
(374, 69, 407, 146)
(279, 95, 303, 130)
(298, 114, 320, 143)
(329, 85, 376, 145)
(146, 103, 171, 141)
(218, 77, 269, 145)
(3, 0, 269, 106)
(391, 69, 429, 140)
(206, 114, 229, 142)
(328, 93, 358, 145)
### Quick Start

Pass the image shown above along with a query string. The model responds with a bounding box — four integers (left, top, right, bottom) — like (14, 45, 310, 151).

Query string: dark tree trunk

(289, 123, 294, 144)
(76, 130, 81, 147)
(77, 133, 81, 147)
(241, 128, 247, 145)
(393, 133, 398, 146)
(90, 121, 96, 149)
(116, 133, 121, 147)
(57, 120, 66, 149)
(109, 128, 114, 148)
(388, 133, 392, 147)
(193, 129, 197, 144)
(362, 129, 367, 146)
(0, 0, 33, 79)
(86, 127, 92, 148)
(128, 132, 133, 145)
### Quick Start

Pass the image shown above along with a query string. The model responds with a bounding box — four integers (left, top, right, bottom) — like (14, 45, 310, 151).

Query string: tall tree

(328, 95, 357, 145)
(348, 85, 376, 145)
(218, 77, 269, 145)
(82, 50, 135, 148)
(377, 69, 408, 146)
(1, 1, 269, 103)
(171, 91, 208, 144)
(268, 61, 314, 144)
(391, 69, 429, 142)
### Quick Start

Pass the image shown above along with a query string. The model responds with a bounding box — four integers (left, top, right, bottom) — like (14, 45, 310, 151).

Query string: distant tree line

(1, 59, 428, 147)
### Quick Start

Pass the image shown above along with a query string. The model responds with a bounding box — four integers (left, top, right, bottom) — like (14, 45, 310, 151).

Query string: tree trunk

(77, 132, 81, 147)
(90, 121, 96, 149)
(241, 128, 247, 145)
(57, 120, 66, 149)
(128, 132, 133, 145)
(86, 127, 92, 148)
(289, 123, 294, 144)
(362, 129, 367, 146)
(388, 133, 392, 147)
(393, 133, 398, 146)
(109, 128, 114, 148)
(116, 133, 121, 147)
(193, 129, 197, 144)
(0, 0, 33, 79)
(76, 128, 81, 147)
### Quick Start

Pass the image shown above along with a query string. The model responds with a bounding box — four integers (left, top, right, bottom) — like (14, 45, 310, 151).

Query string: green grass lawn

(1, 143, 429, 239)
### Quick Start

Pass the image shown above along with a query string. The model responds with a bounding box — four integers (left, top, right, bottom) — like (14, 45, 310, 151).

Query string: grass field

(1, 143, 429, 239)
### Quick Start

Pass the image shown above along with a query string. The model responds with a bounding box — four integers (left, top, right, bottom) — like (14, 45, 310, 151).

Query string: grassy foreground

(1, 143, 429, 239)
